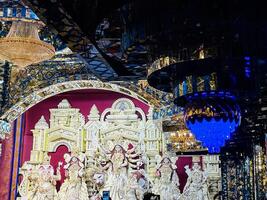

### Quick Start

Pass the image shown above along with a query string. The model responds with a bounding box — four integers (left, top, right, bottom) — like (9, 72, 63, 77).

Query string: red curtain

(0, 135, 13, 199)
(176, 156, 192, 192)
(48, 145, 70, 190)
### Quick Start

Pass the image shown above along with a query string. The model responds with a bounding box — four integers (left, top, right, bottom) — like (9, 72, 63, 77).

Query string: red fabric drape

(176, 156, 203, 192)
(176, 156, 192, 192)
(48, 145, 70, 190)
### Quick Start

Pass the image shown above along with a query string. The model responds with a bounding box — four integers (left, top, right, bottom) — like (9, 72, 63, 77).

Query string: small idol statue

(58, 146, 89, 200)
(183, 161, 210, 200)
(152, 155, 181, 200)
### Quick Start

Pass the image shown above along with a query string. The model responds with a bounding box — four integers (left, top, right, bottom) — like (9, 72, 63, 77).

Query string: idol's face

(193, 163, 200, 170)
(41, 170, 51, 181)
(133, 173, 138, 178)
(163, 158, 170, 164)
(115, 145, 122, 152)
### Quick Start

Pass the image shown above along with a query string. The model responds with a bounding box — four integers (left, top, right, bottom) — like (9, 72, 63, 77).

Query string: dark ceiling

(23, 0, 267, 81)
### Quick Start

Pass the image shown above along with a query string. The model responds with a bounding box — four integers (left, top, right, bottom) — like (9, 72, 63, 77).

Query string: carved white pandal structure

(18, 97, 164, 199)
(84, 98, 163, 178)
(17, 97, 221, 199)
(29, 99, 85, 163)
(202, 155, 221, 199)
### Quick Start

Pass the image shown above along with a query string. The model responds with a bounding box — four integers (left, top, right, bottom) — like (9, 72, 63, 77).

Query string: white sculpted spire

(58, 99, 71, 109)
(88, 104, 100, 121)
(34, 116, 49, 129)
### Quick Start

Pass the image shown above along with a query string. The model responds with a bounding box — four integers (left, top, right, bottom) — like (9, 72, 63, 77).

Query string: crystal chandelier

(184, 92, 241, 153)
(169, 129, 204, 152)
(0, 20, 55, 68)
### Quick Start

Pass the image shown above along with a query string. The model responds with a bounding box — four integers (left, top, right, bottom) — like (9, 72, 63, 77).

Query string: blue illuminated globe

(184, 92, 241, 153)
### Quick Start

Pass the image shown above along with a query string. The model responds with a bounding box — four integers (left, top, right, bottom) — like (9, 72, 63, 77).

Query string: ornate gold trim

(1, 80, 152, 123)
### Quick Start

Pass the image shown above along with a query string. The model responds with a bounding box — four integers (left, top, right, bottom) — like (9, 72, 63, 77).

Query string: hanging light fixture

(147, 45, 253, 153)
(169, 129, 205, 152)
(184, 91, 241, 153)
(0, 20, 55, 68)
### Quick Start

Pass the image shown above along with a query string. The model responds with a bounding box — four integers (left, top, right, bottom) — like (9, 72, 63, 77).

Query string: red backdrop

(48, 145, 69, 190)
(0, 127, 15, 199)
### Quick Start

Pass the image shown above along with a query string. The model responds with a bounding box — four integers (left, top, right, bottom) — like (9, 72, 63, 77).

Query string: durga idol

(99, 142, 142, 200)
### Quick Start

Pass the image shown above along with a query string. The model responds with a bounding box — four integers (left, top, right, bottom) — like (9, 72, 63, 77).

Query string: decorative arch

(111, 98, 136, 110)
(100, 98, 147, 122)
(52, 142, 72, 152)
(1, 80, 152, 123)
(100, 108, 111, 122)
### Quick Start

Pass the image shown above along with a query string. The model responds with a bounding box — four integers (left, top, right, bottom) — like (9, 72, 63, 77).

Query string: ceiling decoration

(95, 12, 148, 77)
(0, 0, 180, 124)
(0, 61, 9, 109)
(147, 56, 256, 153)
(0, 57, 175, 124)
(0, 1, 55, 68)
(6, 54, 98, 109)
(144, 1, 266, 153)
(22, 0, 121, 80)
(184, 92, 241, 153)
(1, 52, 176, 117)
(0, 20, 55, 68)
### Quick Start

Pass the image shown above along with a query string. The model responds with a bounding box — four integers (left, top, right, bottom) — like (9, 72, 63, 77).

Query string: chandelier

(147, 48, 248, 153)
(0, 20, 55, 68)
(169, 129, 204, 152)
(184, 92, 241, 153)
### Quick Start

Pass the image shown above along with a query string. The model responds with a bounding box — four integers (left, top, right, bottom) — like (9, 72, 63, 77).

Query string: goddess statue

(26, 153, 61, 200)
(100, 144, 128, 199)
(98, 142, 144, 200)
(152, 155, 181, 200)
(58, 146, 89, 200)
(182, 163, 210, 200)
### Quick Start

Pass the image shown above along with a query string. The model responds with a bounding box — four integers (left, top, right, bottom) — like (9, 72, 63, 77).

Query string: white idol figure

(58, 146, 89, 200)
(152, 155, 181, 200)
